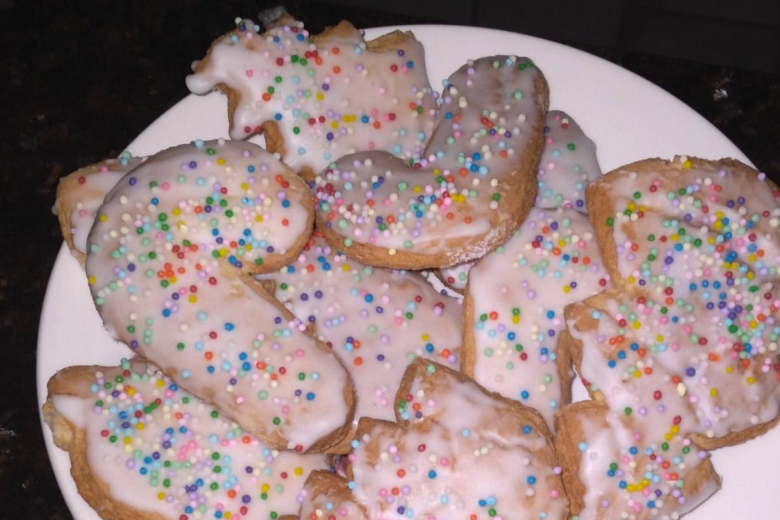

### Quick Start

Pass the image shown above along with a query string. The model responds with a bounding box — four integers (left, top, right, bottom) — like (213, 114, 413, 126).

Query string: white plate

(37, 25, 778, 520)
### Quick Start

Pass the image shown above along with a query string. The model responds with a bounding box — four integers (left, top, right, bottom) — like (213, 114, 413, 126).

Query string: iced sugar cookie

(256, 232, 461, 450)
(314, 55, 548, 269)
(43, 359, 329, 520)
(86, 139, 355, 452)
(463, 207, 608, 428)
(54, 153, 144, 264)
(555, 400, 720, 520)
(299, 359, 568, 520)
(187, 16, 437, 176)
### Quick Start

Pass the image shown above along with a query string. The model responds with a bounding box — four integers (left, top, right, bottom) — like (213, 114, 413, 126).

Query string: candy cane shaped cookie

(186, 17, 437, 176)
(313, 56, 548, 269)
(437, 109, 601, 293)
(86, 139, 355, 452)
(255, 232, 462, 450)
(298, 359, 567, 519)
(463, 207, 608, 428)
(43, 359, 329, 520)
(54, 153, 144, 264)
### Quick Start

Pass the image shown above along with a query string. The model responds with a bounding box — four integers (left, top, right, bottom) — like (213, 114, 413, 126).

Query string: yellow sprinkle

(172, 207, 181, 215)
(189, 295, 197, 303)
(628, 275, 636, 284)
(671, 234, 679, 241)
(710, 388, 718, 397)
(683, 160, 692, 168)
(747, 376, 756, 385)
(261, 484, 270, 492)
(633, 370, 642, 379)
(295, 467, 304, 476)
(219, 248, 228, 256)
(342, 264, 350, 272)
(136, 423, 145, 430)
(512, 316, 520, 324)
(633, 321, 641, 329)
(241, 183, 248, 190)
(726, 366, 733, 374)
(88, 276, 96, 285)
(656, 335, 664, 342)
(157, 379, 164, 387)
(414, 186, 422, 193)
(330, 121, 338, 129)
(421, 334, 430, 341)
(157, 492, 166, 500)
(127, 388, 135, 396)
(99, 214, 107, 222)
(562, 286, 571, 293)
(317, 93, 324, 101)
(670, 425, 679, 435)
(169, 276, 177, 284)
(255, 215, 264, 222)
(245, 244, 253, 251)
(746, 272, 754, 280)
(124, 436, 132, 444)
(217, 158, 226, 166)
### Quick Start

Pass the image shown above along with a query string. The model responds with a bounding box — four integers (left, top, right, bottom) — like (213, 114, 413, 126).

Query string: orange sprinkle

(354, 357, 363, 366)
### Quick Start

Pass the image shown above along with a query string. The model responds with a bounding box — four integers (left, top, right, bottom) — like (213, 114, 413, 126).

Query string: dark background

(1, 0, 778, 517)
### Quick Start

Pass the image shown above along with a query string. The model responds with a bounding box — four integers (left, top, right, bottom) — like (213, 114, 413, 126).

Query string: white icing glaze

(438, 260, 473, 292)
(86, 139, 352, 451)
(256, 233, 462, 427)
(571, 405, 718, 520)
(186, 18, 437, 173)
(53, 155, 144, 255)
(347, 362, 566, 520)
(468, 208, 607, 427)
(51, 361, 328, 519)
(535, 110, 601, 212)
(313, 55, 545, 264)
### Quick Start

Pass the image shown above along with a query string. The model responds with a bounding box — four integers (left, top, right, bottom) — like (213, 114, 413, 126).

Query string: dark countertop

(1, 1, 777, 518)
